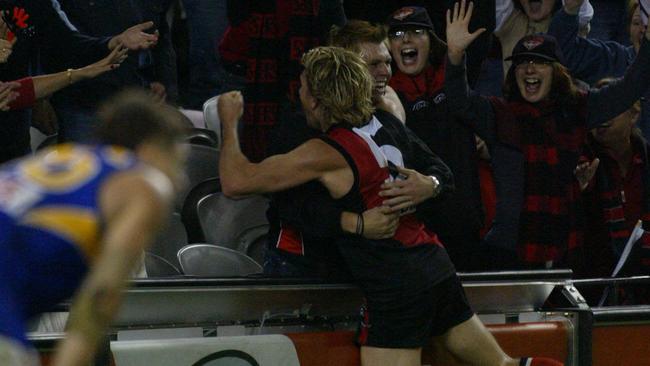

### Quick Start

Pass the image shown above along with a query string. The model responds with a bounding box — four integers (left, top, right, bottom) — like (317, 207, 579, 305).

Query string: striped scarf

(586, 135, 650, 275)
(489, 95, 588, 265)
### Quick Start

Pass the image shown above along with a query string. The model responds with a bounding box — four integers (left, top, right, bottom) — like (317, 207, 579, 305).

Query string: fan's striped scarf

(489, 94, 588, 265)
(587, 135, 650, 274)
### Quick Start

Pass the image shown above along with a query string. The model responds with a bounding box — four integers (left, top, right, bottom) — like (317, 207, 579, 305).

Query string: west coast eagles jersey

(0, 144, 138, 345)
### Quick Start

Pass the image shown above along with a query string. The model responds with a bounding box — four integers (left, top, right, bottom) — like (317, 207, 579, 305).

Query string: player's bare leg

(361, 346, 421, 366)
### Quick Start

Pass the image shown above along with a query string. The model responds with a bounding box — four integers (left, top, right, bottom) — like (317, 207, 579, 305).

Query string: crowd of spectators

(1, 0, 649, 282)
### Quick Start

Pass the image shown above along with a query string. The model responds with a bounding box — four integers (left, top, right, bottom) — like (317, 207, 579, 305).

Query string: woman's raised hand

(446, 0, 486, 65)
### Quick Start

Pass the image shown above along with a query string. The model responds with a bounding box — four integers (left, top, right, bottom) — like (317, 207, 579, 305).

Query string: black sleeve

(402, 122, 454, 197)
(148, 1, 178, 103)
(374, 109, 455, 198)
(587, 38, 650, 129)
(37, 0, 110, 70)
(444, 55, 498, 144)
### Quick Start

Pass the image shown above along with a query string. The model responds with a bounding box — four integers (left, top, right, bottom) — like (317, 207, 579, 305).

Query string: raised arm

(51, 173, 172, 366)
(547, 0, 633, 84)
(587, 33, 650, 128)
(218, 91, 349, 198)
(445, 0, 498, 143)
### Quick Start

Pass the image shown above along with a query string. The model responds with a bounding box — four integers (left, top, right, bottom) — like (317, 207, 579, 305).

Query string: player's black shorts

(357, 273, 474, 348)
(335, 236, 473, 348)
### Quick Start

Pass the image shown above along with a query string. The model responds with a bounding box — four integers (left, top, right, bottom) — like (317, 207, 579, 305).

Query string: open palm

(446, 0, 485, 63)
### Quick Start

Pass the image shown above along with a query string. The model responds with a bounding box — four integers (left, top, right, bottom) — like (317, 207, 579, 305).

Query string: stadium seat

(179, 108, 205, 128)
(181, 178, 222, 243)
(186, 128, 219, 148)
(177, 243, 263, 277)
(148, 212, 188, 269)
(196, 192, 270, 250)
(144, 252, 182, 277)
(202, 95, 221, 148)
(176, 143, 220, 211)
(235, 224, 269, 266)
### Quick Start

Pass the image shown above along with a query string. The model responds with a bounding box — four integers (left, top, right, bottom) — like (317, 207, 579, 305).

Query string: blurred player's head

(95, 90, 189, 191)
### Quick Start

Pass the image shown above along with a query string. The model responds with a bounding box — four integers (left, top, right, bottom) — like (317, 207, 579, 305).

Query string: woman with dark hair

(388, 5, 527, 270)
(386, 6, 487, 271)
(445, 0, 650, 268)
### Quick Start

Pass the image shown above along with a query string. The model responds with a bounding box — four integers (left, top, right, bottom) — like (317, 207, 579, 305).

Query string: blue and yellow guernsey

(0, 144, 138, 346)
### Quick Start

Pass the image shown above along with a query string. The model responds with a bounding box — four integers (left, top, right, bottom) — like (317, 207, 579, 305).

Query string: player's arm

(51, 172, 172, 366)
(218, 91, 348, 198)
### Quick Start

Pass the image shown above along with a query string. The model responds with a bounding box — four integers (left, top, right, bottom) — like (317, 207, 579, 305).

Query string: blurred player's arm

(51, 171, 172, 366)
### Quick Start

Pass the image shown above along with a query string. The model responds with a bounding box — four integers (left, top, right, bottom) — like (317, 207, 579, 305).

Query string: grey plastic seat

(176, 143, 220, 211)
(144, 252, 182, 277)
(197, 193, 270, 251)
(148, 212, 188, 269)
(202, 95, 221, 149)
(177, 244, 263, 277)
(235, 224, 269, 266)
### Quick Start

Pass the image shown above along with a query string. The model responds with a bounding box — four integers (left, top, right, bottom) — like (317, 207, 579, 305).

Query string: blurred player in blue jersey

(0, 90, 187, 366)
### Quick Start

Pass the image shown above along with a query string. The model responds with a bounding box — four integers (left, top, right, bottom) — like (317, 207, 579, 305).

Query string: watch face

(430, 176, 441, 196)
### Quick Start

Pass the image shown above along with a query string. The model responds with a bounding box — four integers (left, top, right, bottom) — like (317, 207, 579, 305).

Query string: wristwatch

(429, 175, 441, 197)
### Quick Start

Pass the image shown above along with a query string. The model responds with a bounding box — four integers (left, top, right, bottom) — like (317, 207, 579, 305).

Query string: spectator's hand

(149, 82, 166, 104)
(0, 81, 20, 111)
(563, 0, 585, 15)
(379, 167, 439, 212)
(361, 205, 399, 239)
(446, 0, 486, 65)
(218, 91, 244, 128)
(109, 21, 159, 51)
(75, 44, 128, 80)
(574, 158, 599, 191)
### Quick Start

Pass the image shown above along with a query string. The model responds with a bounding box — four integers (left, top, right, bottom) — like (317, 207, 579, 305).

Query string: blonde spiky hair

(301, 46, 375, 128)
